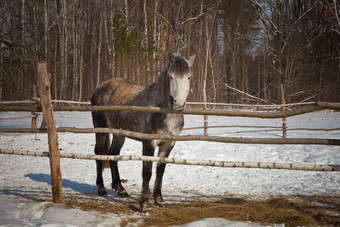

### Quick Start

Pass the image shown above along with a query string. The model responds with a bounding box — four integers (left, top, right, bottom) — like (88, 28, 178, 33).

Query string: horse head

(167, 53, 195, 111)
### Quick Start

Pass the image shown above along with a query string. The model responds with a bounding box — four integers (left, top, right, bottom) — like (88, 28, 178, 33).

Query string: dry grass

(62, 195, 339, 227)
(63, 198, 135, 215)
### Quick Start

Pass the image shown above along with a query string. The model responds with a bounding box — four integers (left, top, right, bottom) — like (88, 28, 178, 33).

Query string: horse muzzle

(170, 95, 186, 111)
(173, 102, 186, 111)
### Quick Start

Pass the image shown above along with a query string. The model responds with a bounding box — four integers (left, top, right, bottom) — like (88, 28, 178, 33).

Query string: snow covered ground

(0, 110, 339, 226)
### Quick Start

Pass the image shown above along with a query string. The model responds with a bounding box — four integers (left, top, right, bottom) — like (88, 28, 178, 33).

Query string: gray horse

(91, 53, 195, 210)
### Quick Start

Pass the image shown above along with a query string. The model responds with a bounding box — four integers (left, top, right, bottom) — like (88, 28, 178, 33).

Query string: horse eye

(188, 76, 191, 80)
(170, 76, 173, 80)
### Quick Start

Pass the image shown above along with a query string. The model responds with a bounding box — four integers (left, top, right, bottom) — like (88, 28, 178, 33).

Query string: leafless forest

(0, 0, 339, 104)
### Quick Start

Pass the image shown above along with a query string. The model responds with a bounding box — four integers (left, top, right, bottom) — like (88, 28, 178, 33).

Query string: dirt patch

(63, 194, 340, 226)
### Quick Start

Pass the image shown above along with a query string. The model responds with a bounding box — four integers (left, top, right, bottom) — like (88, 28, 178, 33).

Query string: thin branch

(332, 0, 340, 30)
(181, 12, 205, 24)
(154, 11, 170, 25)
(251, 0, 278, 31)
(225, 82, 268, 103)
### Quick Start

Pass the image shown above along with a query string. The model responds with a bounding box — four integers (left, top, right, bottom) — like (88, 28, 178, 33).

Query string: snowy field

(0, 110, 339, 226)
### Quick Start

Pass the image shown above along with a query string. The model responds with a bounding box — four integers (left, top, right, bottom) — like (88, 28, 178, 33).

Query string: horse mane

(157, 70, 168, 99)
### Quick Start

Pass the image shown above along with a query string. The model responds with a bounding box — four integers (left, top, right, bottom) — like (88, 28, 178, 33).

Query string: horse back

(91, 78, 144, 106)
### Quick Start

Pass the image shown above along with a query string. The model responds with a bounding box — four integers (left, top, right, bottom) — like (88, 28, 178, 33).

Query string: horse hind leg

(94, 133, 110, 196)
(153, 141, 175, 207)
(109, 135, 129, 197)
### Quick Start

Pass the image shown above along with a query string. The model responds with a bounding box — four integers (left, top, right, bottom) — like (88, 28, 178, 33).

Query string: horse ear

(168, 53, 176, 66)
(168, 52, 181, 66)
(187, 55, 196, 68)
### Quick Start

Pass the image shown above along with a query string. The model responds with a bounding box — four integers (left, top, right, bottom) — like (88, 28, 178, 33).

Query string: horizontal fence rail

(228, 127, 340, 134)
(1, 149, 339, 172)
(186, 101, 316, 108)
(0, 100, 318, 108)
(1, 101, 340, 118)
(0, 100, 37, 105)
(1, 127, 340, 146)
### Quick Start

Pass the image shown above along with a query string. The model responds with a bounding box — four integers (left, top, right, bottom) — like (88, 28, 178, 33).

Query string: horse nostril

(174, 99, 177, 103)
(170, 96, 174, 103)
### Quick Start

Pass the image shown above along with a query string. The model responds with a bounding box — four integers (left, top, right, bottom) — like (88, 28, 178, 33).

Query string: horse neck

(134, 69, 171, 108)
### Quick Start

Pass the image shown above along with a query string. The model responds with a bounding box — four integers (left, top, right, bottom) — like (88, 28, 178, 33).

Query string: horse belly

(106, 102, 152, 133)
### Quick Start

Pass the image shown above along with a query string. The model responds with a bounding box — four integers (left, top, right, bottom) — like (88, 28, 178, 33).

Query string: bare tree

(0, 0, 338, 103)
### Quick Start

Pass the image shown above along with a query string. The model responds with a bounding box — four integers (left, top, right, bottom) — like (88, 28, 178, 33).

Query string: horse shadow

(23, 173, 143, 210)
(24, 173, 97, 195)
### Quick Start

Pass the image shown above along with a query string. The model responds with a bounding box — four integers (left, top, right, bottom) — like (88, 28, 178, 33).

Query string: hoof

(117, 189, 130, 198)
(112, 184, 130, 198)
(140, 201, 152, 212)
(154, 197, 167, 208)
(97, 187, 108, 196)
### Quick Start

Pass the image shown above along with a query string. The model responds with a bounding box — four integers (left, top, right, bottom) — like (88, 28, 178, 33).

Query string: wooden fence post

(204, 103, 208, 136)
(281, 84, 287, 138)
(31, 85, 38, 129)
(37, 61, 63, 203)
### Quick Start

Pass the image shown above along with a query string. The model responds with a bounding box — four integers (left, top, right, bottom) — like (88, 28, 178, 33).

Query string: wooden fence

(0, 61, 340, 203)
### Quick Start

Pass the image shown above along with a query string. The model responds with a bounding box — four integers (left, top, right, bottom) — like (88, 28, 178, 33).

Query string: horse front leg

(140, 142, 155, 211)
(153, 141, 175, 207)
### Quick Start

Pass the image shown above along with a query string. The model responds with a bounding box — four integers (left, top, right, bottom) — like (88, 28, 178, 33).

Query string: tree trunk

(72, 2, 78, 101)
(44, 0, 48, 62)
(165, 1, 169, 52)
(319, 0, 329, 100)
(53, 0, 58, 100)
(263, 53, 267, 101)
(96, 15, 102, 88)
(153, 0, 158, 79)
(20, 0, 26, 93)
(124, 0, 128, 25)
(78, 36, 83, 102)
(144, 0, 149, 82)
(59, 0, 67, 100)
(257, 57, 261, 103)
(203, 22, 210, 136)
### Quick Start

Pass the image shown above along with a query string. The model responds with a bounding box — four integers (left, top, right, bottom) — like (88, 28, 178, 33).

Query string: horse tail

(102, 134, 111, 170)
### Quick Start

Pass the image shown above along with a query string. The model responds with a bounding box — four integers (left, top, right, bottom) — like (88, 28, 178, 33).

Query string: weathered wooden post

(30, 85, 39, 129)
(204, 104, 208, 136)
(37, 61, 63, 203)
(280, 84, 287, 138)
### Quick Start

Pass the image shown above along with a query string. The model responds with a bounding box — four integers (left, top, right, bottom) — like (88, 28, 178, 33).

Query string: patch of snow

(179, 218, 284, 227)
(0, 195, 122, 227)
